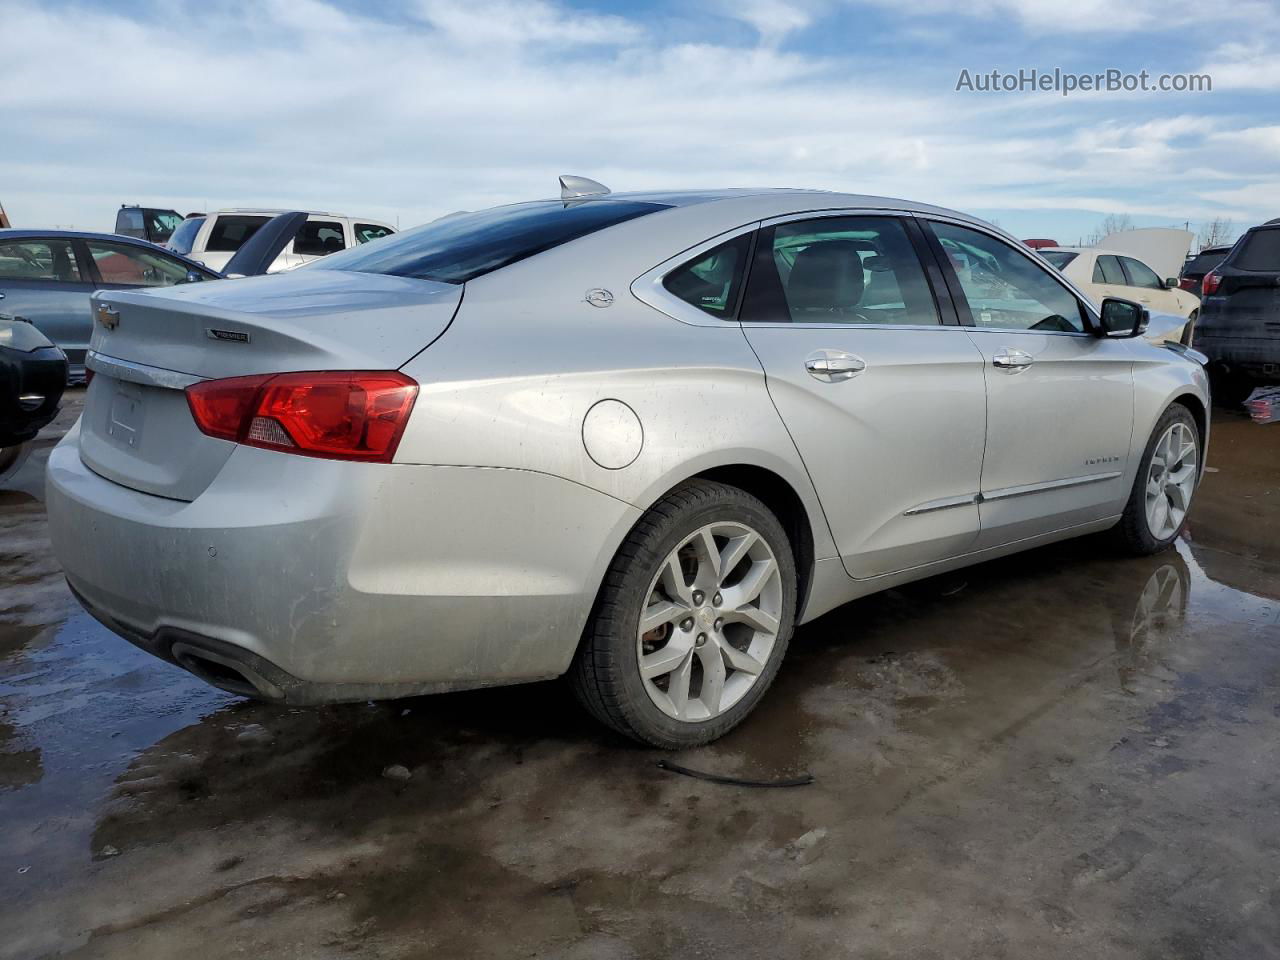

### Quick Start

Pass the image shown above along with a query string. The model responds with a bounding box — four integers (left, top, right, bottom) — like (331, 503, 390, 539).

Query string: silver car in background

(46, 184, 1209, 747)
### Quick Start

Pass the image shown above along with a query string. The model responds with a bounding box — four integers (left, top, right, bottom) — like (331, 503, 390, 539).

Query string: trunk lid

(80, 269, 461, 500)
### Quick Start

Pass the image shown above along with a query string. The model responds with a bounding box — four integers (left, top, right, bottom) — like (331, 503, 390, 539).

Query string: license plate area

(106, 380, 145, 449)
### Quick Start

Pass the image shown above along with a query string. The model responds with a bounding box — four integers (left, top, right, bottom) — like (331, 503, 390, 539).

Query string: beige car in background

(1039, 247, 1200, 344)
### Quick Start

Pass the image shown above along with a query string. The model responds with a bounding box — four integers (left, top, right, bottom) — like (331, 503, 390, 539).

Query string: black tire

(1109, 404, 1200, 556)
(571, 479, 797, 749)
(1180, 310, 1197, 346)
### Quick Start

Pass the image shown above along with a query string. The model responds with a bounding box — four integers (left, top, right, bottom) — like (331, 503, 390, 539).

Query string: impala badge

(97, 304, 120, 330)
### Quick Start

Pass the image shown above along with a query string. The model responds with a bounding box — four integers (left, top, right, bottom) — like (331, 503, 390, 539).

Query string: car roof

(210, 208, 348, 217)
(547, 187, 981, 219)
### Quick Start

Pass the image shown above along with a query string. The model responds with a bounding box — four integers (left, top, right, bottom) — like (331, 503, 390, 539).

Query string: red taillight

(1201, 270, 1222, 296)
(185, 371, 418, 462)
(1178, 277, 1197, 292)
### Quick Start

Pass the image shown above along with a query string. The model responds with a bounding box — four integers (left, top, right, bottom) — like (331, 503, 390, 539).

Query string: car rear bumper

(47, 422, 640, 702)
(1195, 334, 1280, 381)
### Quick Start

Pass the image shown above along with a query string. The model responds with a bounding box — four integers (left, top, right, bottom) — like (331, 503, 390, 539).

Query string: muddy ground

(1, 392, 1278, 959)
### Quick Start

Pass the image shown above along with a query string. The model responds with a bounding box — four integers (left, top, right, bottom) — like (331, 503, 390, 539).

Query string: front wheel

(571, 479, 797, 748)
(1110, 404, 1200, 555)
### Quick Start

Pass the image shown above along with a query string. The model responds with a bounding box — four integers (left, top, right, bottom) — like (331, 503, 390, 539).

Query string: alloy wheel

(1144, 422, 1198, 540)
(635, 521, 783, 722)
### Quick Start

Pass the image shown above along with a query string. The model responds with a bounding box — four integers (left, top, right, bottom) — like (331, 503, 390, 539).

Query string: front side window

(206, 215, 270, 252)
(663, 233, 752, 317)
(1094, 255, 1126, 285)
(355, 223, 394, 244)
(0, 239, 82, 281)
(293, 220, 346, 257)
(148, 210, 183, 242)
(85, 241, 192, 286)
(167, 216, 205, 255)
(1120, 256, 1163, 289)
(313, 199, 671, 284)
(740, 216, 938, 325)
(930, 221, 1084, 332)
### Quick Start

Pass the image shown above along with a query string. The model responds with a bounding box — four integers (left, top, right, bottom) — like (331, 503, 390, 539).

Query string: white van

(166, 209, 396, 273)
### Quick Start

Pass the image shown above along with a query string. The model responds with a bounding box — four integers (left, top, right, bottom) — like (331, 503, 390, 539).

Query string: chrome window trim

(86, 351, 204, 390)
(632, 207, 942, 329)
(913, 212, 1103, 330)
(631, 222, 762, 328)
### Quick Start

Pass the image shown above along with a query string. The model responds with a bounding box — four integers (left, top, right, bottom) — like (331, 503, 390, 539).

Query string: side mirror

(1164, 277, 1179, 289)
(1097, 297, 1149, 339)
(183, 270, 206, 284)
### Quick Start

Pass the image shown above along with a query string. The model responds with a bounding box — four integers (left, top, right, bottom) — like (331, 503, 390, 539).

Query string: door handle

(992, 348, 1034, 372)
(805, 350, 866, 382)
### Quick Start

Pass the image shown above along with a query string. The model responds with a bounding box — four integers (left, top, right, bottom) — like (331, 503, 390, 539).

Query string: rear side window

(663, 233, 752, 317)
(1235, 229, 1280, 271)
(313, 200, 671, 283)
(85, 240, 192, 286)
(293, 220, 346, 257)
(1094, 255, 1126, 285)
(116, 208, 144, 237)
(355, 223, 394, 244)
(167, 216, 205, 254)
(0, 239, 83, 281)
(206, 215, 270, 252)
(1120, 256, 1163, 289)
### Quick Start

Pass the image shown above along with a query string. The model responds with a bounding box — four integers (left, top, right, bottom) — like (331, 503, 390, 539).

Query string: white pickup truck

(166, 209, 396, 273)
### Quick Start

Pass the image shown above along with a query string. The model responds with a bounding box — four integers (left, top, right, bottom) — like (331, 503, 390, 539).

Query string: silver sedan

(46, 184, 1209, 747)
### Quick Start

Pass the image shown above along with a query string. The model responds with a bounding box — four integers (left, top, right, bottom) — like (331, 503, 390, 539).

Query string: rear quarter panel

(395, 222, 840, 568)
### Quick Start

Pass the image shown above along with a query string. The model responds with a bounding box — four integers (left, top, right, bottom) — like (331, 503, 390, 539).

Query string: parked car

(1179, 244, 1234, 297)
(0, 218, 306, 382)
(166, 209, 396, 273)
(1039, 247, 1200, 343)
(1195, 221, 1280, 404)
(0, 317, 66, 481)
(0, 230, 222, 381)
(47, 184, 1209, 748)
(114, 205, 185, 246)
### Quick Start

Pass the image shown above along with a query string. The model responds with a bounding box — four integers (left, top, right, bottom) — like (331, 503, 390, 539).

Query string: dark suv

(1178, 244, 1233, 297)
(1195, 223, 1280, 404)
(114, 205, 185, 246)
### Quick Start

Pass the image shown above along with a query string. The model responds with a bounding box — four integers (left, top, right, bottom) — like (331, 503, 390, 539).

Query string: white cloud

(1200, 40, 1280, 90)
(0, 0, 1272, 237)
(851, 0, 1276, 34)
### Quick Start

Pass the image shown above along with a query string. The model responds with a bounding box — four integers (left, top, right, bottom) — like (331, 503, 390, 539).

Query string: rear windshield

(1182, 249, 1229, 277)
(1234, 229, 1280, 272)
(166, 216, 205, 255)
(206, 215, 271, 253)
(1039, 251, 1078, 270)
(312, 200, 671, 283)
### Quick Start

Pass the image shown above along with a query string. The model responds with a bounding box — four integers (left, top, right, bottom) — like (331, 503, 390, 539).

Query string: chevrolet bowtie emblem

(97, 304, 120, 330)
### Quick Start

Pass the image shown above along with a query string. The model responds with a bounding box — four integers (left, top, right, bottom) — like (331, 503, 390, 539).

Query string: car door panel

(0, 237, 96, 374)
(736, 214, 988, 579)
(923, 219, 1135, 549)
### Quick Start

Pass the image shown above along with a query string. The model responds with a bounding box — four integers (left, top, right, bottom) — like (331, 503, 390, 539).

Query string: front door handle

(805, 350, 866, 382)
(992, 348, 1034, 372)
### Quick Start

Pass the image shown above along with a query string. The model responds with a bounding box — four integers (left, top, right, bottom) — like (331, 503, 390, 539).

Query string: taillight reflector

(185, 371, 418, 462)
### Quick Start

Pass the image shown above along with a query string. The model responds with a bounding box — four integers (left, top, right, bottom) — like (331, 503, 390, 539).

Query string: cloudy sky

(2, 0, 1278, 242)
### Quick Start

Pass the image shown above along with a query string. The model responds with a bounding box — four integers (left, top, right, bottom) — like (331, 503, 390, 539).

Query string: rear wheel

(571, 479, 797, 748)
(1110, 404, 1200, 555)
(1180, 310, 1197, 346)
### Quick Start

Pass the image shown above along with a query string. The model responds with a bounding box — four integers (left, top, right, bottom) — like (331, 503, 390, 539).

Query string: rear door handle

(992, 348, 1034, 372)
(805, 350, 866, 382)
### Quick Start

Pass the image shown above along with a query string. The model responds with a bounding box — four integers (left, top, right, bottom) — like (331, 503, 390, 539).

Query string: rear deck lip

(86, 350, 204, 389)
